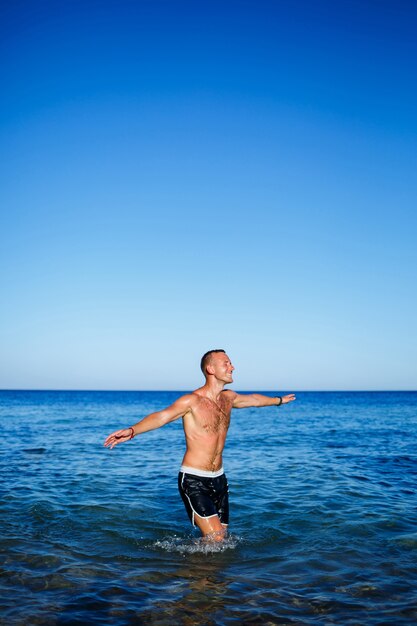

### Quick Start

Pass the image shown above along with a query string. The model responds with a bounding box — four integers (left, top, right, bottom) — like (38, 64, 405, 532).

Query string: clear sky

(1, 0, 416, 391)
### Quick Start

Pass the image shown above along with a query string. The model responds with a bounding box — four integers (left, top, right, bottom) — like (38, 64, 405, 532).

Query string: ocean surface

(1, 390, 416, 625)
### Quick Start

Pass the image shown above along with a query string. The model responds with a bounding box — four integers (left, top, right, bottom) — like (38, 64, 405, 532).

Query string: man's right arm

(103, 394, 193, 449)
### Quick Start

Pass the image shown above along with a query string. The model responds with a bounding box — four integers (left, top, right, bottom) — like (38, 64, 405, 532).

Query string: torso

(181, 390, 235, 472)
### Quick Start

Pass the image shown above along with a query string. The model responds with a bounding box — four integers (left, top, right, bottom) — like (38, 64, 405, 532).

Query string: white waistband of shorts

(180, 465, 224, 478)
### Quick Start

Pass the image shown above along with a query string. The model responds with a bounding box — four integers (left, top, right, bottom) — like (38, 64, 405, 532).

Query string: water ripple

(1, 390, 417, 624)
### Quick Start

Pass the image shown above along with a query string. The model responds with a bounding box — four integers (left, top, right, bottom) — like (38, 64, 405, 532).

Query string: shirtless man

(104, 349, 296, 541)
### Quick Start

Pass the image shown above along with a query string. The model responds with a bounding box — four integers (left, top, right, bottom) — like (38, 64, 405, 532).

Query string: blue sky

(1, 0, 416, 390)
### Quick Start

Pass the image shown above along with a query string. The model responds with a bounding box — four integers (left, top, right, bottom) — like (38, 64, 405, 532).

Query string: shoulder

(176, 393, 195, 405)
(170, 393, 195, 411)
(177, 392, 209, 411)
(221, 390, 237, 404)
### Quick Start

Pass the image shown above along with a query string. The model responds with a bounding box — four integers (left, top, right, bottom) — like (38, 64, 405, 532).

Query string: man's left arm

(232, 392, 296, 409)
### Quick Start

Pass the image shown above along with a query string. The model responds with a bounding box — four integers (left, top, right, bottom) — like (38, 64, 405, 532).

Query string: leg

(193, 513, 227, 542)
(178, 471, 229, 542)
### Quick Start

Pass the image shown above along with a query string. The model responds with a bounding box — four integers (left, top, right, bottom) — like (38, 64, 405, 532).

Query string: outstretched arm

(232, 392, 296, 409)
(103, 394, 193, 449)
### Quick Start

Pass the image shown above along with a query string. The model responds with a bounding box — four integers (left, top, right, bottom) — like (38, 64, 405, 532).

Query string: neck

(200, 378, 225, 400)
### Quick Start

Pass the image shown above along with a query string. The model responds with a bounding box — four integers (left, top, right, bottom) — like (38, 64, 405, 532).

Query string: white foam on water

(152, 533, 242, 554)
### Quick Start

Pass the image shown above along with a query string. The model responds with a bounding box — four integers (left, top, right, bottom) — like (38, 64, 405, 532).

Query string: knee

(204, 528, 226, 542)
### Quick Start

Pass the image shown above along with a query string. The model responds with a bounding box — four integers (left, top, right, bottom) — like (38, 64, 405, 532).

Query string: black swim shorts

(178, 467, 229, 527)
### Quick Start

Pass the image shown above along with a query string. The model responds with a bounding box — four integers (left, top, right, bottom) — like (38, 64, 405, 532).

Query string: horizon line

(0, 388, 416, 393)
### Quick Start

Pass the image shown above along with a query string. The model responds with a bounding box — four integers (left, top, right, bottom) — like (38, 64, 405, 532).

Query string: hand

(281, 394, 296, 404)
(104, 427, 134, 449)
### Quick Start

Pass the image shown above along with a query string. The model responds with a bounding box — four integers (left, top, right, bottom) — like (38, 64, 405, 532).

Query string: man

(104, 349, 296, 541)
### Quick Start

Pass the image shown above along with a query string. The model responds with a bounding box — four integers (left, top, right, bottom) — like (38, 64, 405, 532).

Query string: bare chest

(195, 396, 231, 434)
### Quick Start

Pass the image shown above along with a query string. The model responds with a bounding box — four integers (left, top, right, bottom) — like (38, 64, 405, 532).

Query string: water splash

(152, 533, 242, 554)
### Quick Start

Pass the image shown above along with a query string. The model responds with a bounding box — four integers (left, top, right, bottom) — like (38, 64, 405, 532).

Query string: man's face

(209, 352, 235, 384)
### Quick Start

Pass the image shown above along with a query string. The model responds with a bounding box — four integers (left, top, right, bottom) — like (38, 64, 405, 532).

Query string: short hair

(200, 349, 226, 376)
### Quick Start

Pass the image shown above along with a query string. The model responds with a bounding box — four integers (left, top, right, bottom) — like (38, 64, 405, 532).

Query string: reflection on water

(1, 391, 417, 624)
(139, 552, 233, 626)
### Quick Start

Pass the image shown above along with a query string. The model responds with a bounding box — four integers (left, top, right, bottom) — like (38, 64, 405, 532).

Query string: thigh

(213, 474, 229, 525)
(179, 472, 218, 519)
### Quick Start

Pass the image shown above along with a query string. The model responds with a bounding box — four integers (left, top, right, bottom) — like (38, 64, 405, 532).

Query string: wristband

(275, 396, 282, 406)
(129, 427, 135, 439)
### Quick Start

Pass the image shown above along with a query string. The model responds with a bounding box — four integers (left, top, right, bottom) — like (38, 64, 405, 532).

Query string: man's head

(200, 349, 234, 384)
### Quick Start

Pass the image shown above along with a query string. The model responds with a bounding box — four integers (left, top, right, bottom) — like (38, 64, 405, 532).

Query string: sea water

(1, 390, 416, 625)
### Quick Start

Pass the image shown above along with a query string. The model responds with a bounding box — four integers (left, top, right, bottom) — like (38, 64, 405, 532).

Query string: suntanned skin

(104, 352, 296, 541)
